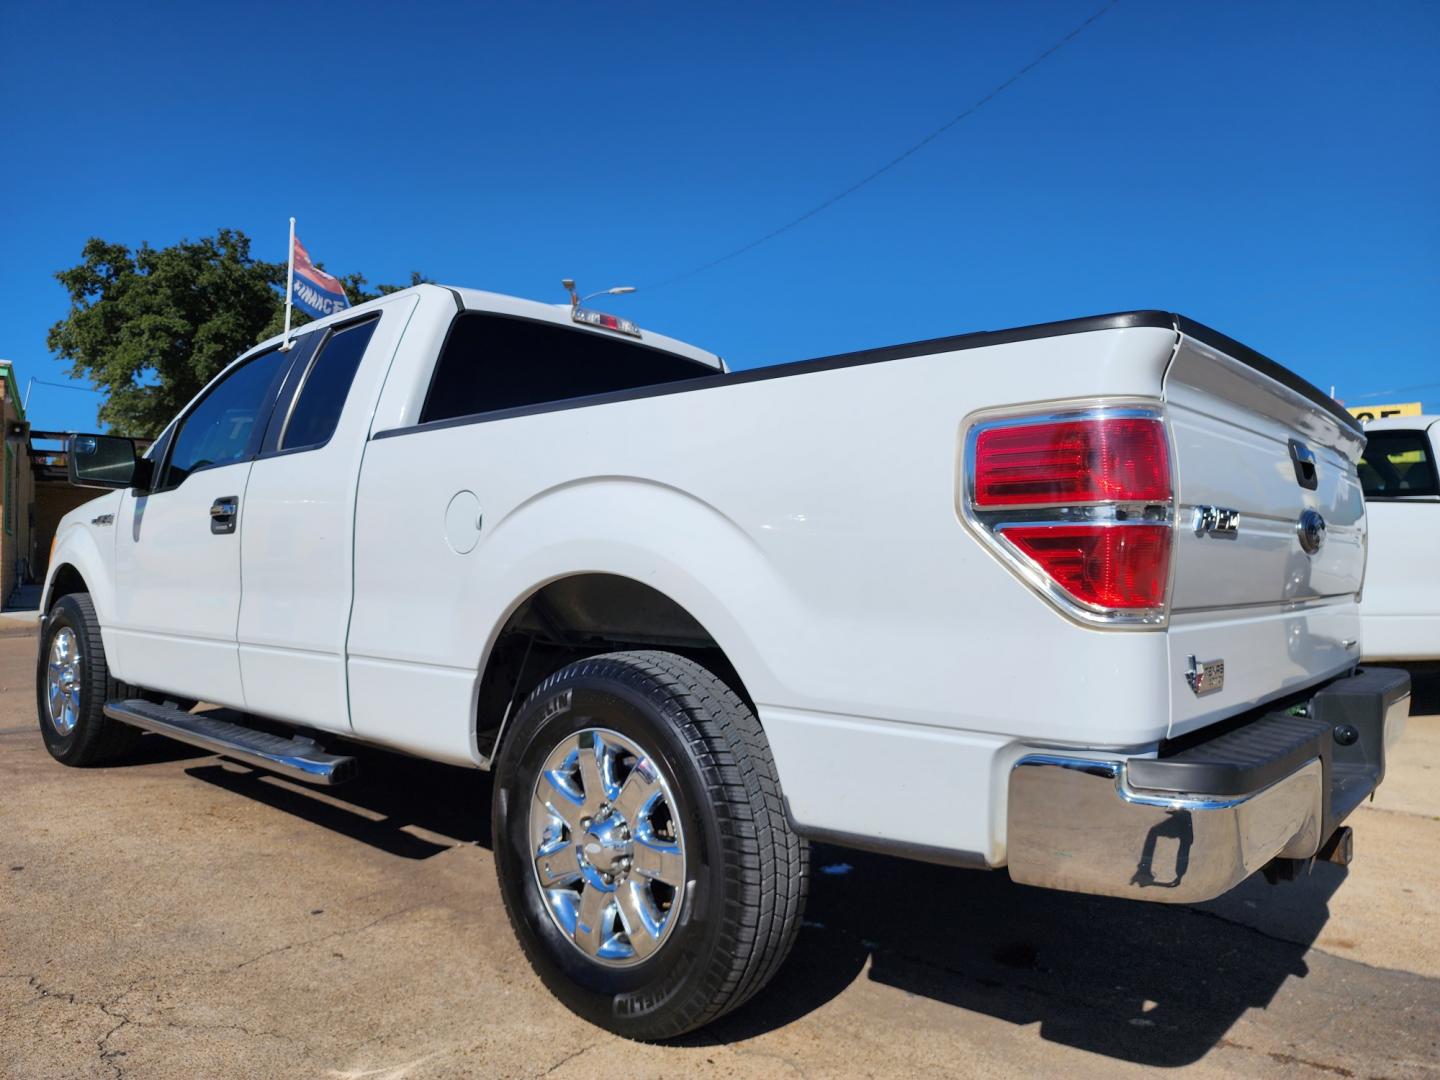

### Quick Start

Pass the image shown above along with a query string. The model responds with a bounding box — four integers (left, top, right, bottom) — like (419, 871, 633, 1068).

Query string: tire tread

(503, 649, 809, 1038)
(39, 592, 141, 765)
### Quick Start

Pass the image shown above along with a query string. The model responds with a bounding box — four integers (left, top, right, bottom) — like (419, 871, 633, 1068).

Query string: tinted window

(1359, 430, 1439, 498)
(165, 349, 288, 487)
(281, 318, 378, 450)
(420, 313, 712, 424)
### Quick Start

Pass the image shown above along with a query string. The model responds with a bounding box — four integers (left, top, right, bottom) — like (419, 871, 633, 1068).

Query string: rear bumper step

(1006, 667, 1410, 904)
(103, 699, 358, 786)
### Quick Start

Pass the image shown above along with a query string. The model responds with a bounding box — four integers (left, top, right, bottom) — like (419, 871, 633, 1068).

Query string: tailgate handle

(1289, 439, 1318, 491)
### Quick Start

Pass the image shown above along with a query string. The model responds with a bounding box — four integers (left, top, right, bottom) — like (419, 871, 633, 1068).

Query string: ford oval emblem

(1297, 509, 1327, 555)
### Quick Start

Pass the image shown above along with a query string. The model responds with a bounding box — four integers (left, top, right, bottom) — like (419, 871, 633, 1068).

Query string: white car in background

(1359, 415, 1440, 661)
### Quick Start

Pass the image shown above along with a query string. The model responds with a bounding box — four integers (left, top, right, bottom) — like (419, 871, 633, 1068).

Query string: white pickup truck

(39, 284, 1409, 1038)
(1358, 414, 1440, 660)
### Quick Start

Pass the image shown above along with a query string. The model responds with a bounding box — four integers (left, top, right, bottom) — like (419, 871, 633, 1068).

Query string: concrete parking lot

(2, 627, 1438, 1079)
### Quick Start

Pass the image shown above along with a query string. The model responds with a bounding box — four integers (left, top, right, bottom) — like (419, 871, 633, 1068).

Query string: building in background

(0, 359, 105, 606)
(1348, 401, 1425, 424)
(0, 359, 37, 603)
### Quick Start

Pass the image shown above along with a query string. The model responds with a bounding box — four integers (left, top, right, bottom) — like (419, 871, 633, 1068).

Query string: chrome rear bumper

(1006, 667, 1410, 904)
(1008, 755, 1323, 903)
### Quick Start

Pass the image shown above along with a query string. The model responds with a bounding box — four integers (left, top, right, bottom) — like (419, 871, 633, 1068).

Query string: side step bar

(103, 699, 359, 786)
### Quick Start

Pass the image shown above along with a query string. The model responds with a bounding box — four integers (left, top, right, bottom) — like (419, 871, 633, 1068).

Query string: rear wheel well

(475, 574, 752, 763)
(46, 564, 89, 611)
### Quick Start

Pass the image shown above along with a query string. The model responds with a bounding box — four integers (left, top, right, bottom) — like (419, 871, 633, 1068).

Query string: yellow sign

(1348, 401, 1423, 424)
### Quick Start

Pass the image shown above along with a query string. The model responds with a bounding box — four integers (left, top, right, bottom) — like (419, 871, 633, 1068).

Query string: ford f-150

(38, 285, 1410, 1038)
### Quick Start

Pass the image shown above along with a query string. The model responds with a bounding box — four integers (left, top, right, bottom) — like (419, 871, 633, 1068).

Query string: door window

(163, 348, 289, 489)
(279, 317, 378, 451)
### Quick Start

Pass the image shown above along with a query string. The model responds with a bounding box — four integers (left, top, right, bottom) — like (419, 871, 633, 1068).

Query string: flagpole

(281, 216, 296, 350)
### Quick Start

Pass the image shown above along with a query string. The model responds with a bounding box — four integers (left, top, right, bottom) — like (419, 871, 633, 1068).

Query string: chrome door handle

(210, 496, 239, 535)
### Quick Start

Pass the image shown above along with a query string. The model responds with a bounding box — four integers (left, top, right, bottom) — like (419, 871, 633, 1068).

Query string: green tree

(48, 229, 426, 437)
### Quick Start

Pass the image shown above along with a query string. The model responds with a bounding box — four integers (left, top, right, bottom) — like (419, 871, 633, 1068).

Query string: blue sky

(1, 1, 1436, 431)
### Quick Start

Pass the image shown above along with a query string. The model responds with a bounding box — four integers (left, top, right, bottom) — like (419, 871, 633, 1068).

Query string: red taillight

(974, 418, 1171, 506)
(1002, 524, 1171, 610)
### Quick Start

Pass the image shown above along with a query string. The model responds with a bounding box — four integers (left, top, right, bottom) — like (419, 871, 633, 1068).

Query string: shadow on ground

(155, 728, 1341, 1068)
(1400, 662, 1440, 716)
(699, 845, 1341, 1067)
(183, 734, 492, 859)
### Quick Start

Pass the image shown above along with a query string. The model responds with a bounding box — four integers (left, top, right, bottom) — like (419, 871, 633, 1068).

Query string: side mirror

(67, 434, 147, 490)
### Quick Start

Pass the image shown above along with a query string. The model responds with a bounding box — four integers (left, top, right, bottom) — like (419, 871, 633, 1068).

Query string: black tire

(493, 650, 809, 1040)
(37, 593, 143, 766)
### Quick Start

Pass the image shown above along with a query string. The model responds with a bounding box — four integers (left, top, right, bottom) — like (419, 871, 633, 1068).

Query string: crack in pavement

(538, 1042, 602, 1076)
(1183, 903, 1440, 981)
(230, 904, 424, 972)
(7, 968, 308, 1078)
(93, 980, 154, 1080)
(2, 974, 77, 1013)
(1356, 803, 1440, 823)
(728, 1044, 812, 1078)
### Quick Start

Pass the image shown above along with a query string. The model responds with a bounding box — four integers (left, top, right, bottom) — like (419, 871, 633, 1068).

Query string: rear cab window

(1358, 429, 1440, 498)
(420, 313, 715, 424)
(278, 317, 379, 451)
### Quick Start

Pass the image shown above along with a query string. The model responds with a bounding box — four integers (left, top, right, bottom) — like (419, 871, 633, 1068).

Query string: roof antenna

(562, 279, 636, 312)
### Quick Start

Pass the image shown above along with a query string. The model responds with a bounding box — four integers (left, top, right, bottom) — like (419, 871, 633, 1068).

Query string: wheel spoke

(576, 737, 610, 814)
(574, 884, 610, 958)
(611, 761, 659, 824)
(534, 842, 581, 886)
(615, 882, 663, 960)
(632, 838, 684, 886)
(536, 770, 585, 831)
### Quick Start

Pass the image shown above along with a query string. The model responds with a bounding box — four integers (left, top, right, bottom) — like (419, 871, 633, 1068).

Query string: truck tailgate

(1163, 321, 1367, 737)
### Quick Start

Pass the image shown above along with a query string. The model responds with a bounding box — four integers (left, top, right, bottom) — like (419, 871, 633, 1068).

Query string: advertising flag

(291, 234, 351, 318)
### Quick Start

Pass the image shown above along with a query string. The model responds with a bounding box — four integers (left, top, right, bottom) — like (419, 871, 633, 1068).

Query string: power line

(644, 0, 1122, 292)
(1347, 380, 1440, 402)
(28, 378, 102, 394)
(23, 377, 104, 413)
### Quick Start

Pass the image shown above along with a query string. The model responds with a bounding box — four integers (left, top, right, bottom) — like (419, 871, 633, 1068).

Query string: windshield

(1358, 429, 1439, 498)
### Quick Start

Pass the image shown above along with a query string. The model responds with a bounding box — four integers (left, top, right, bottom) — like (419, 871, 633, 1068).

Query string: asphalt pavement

(3, 628, 1437, 1078)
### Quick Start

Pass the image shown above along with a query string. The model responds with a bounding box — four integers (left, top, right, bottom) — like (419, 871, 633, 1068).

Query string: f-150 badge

(1193, 505, 1239, 538)
(1185, 655, 1225, 696)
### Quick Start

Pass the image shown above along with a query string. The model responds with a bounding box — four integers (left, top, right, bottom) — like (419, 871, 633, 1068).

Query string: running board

(103, 699, 359, 786)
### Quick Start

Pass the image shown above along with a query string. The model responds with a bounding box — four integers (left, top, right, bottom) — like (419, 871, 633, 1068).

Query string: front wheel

(37, 592, 142, 766)
(492, 651, 809, 1040)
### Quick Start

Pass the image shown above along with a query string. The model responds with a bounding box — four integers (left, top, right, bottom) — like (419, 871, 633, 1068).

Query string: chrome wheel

(529, 728, 686, 967)
(46, 626, 83, 736)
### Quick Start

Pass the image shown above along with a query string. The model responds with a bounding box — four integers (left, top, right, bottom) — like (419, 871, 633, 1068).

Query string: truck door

(111, 342, 301, 707)
(236, 295, 416, 732)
